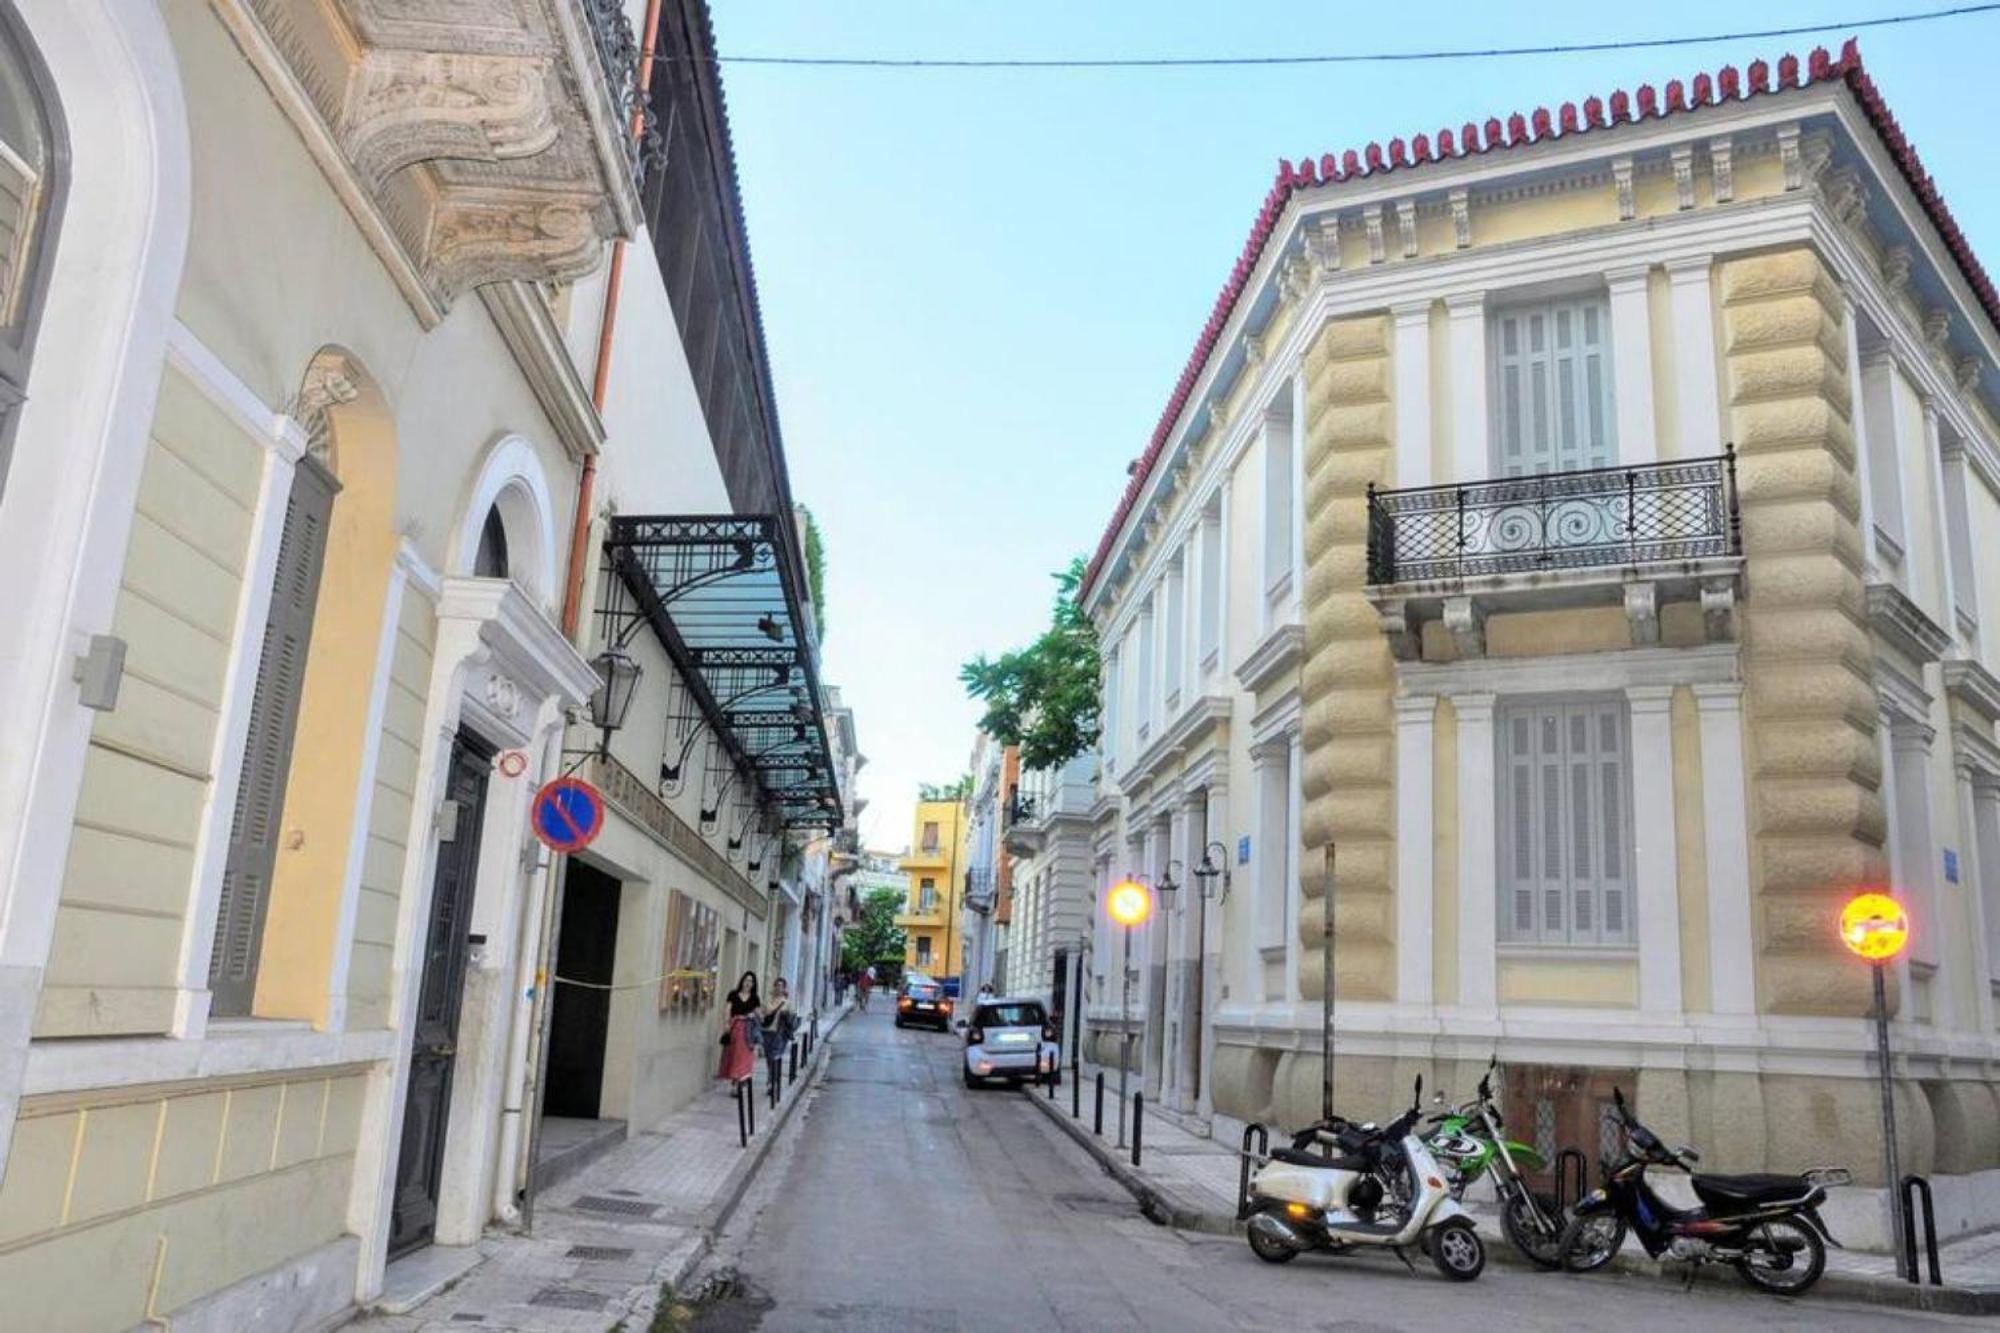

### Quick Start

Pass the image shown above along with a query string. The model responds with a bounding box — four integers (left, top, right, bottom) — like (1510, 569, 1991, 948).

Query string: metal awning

(604, 515, 839, 829)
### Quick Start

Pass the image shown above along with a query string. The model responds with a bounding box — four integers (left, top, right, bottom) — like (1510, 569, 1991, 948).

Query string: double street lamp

(1107, 878, 1152, 1149)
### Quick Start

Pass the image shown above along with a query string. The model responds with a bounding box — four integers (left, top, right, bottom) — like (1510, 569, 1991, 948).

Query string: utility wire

(697, 2, 2000, 70)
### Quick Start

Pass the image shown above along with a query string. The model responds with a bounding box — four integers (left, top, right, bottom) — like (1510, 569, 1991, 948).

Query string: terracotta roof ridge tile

(1080, 37, 1995, 603)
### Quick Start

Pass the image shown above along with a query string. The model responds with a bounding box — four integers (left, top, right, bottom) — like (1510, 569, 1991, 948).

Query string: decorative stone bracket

(223, 0, 647, 323)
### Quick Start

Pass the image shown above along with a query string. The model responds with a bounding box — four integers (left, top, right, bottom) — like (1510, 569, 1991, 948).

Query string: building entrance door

(388, 731, 491, 1258)
(543, 861, 621, 1119)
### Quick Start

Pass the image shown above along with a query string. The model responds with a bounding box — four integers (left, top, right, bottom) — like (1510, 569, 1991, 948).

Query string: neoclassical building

(1080, 43, 2000, 1246)
(0, 1, 846, 1327)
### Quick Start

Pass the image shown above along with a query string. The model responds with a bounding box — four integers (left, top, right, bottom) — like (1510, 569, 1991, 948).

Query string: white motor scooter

(1243, 1077, 1486, 1281)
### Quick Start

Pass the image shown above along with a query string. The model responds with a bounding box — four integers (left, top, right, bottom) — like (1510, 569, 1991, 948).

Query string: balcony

(1365, 452, 1742, 659)
(217, 0, 655, 323)
(1002, 786, 1044, 857)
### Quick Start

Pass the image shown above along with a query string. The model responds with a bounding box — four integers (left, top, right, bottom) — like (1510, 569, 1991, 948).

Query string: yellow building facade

(897, 799, 970, 981)
(1079, 45, 2000, 1249)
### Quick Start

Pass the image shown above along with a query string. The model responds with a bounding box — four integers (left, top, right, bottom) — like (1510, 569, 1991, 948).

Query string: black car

(894, 977, 954, 1031)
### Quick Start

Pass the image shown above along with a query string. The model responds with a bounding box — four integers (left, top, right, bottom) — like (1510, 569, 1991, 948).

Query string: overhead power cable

(697, 2, 2000, 70)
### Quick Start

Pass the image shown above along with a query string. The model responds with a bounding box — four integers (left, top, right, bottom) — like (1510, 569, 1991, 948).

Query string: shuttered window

(0, 9, 62, 493)
(209, 460, 336, 1014)
(1498, 699, 1633, 947)
(1491, 297, 1614, 476)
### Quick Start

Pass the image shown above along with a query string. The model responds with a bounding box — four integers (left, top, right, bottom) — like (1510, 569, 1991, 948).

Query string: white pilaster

(1954, 765, 1998, 1036)
(1665, 256, 1722, 458)
(1455, 693, 1498, 1018)
(1920, 400, 1963, 653)
(1692, 683, 1756, 1016)
(1284, 728, 1304, 1005)
(1392, 300, 1433, 488)
(1889, 716, 1947, 1015)
(1394, 695, 1436, 1007)
(1446, 292, 1489, 483)
(1605, 265, 1657, 465)
(1626, 686, 1683, 1017)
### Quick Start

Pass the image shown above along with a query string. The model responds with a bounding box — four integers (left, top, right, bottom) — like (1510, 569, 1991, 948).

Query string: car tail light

(941, 999, 953, 1014)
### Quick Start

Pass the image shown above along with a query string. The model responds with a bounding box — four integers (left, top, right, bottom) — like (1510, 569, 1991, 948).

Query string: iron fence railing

(583, 0, 663, 185)
(1365, 449, 1740, 585)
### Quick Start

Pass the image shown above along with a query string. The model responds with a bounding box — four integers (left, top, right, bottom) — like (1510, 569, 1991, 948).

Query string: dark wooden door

(389, 732, 491, 1258)
(543, 861, 621, 1120)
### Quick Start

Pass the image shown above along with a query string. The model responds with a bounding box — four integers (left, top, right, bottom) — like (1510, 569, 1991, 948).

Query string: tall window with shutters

(1490, 296, 1615, 477)
(0, 8, 64, 491)
(209, 460, 338, 1014)
(1497, 699, 1634, 947)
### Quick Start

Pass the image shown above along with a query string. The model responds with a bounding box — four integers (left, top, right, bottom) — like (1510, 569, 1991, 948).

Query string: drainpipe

(495, 721, 567, 1226)
(560, 0, 665, 636)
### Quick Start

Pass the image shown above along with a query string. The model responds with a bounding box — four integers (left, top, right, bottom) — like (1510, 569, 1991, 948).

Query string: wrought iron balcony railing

(1366, 450, 1740, 586)
(584, 0, 664, 185)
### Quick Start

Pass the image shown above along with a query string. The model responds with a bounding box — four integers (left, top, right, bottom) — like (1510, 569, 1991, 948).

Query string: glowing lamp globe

(1839, 892, 1910, 962)
(1108, 879, 1152, 928)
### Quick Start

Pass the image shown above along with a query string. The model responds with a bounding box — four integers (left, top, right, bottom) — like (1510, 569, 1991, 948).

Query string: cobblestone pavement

(688, 1010, 1990, 1331)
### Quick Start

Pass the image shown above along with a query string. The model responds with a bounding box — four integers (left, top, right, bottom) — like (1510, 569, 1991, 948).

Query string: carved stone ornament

(1956, 355, 1984, 396)
(1395, 199, 1418, 258)
(226, 0, 646, 318)
(1821, 165, 1867, 231)
(1612, 157, 1636, 221)
(1306, 215, 1342, 275)
(484, 671, 523, 721)
(1778, 124, 1803, 190)
(1243, 332, 1265, 368)
(1671, 145, 1695, 211)
(1881, 245, 1914, 303)
(296, 354, 361, 463)
(1279, 252, 1312, 303)
(1443, 595, 1485, 658)
(1363, 205, 1386, 265)
(1708, 135, 1734, 203)
(1923, 308, 1953, 363)
(1449, 188, 1471, 249)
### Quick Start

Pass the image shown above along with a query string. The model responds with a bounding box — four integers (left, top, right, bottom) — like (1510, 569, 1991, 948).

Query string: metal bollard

(1071, 1062, 1081, 1119)
(1094, 1072, 1105, 1136)
(746, 1077, 756, 1138)
(735, 1079, 748, 1147)
(1047, 1053, 1058, 1099)
(1902, 1176, 1943, 1285)
(789, 1039, 798, 1087)
(1132, 1091, 1144, 1167)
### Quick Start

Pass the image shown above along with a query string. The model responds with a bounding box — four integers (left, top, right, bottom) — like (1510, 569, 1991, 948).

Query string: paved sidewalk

(1028, 1058, 2000, 1317)
(350, 1004, 851, 1332)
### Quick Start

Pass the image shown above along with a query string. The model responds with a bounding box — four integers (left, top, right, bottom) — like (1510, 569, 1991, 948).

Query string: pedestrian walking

(761, 978, 797, 1108)
(717, 970, 759, 1084)
(856, 968, 873, 1012)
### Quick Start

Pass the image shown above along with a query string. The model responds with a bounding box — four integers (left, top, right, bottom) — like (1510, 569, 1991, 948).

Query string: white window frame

(1488, 294, 1616, 478)
(1261, 404, 1295, 611)
(1496, 696, 1636, 948)
(1196, 507, 1222, 671)
(1162, 550, 1185, 714)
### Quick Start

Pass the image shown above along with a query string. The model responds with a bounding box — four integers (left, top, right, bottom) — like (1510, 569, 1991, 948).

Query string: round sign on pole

(1840, 891, 1910, 962)
(495, 750, 529, 779)
(532, 777, 604, 853)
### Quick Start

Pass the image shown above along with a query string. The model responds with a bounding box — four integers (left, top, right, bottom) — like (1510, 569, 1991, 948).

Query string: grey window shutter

(209, 459, 336, 1015)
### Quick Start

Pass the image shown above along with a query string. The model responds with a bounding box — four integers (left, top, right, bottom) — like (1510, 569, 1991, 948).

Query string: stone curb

(1021, 1087, 2000, 1315)
(620, 1004, 854, 1328)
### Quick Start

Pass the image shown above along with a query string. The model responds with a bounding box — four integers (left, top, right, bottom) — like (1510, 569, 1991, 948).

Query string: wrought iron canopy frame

(605, 515, 839, 829)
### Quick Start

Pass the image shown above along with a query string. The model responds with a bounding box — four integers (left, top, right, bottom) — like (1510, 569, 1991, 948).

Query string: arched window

(474, 503, 509, 579)
(0, 6, 65, 488)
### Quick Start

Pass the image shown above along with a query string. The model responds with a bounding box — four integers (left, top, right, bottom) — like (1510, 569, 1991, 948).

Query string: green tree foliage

(799, 505, 827, 642)
(960, 557, 1101, 770)
(917, 774, 972, 802)
(841, 886, 907, 972)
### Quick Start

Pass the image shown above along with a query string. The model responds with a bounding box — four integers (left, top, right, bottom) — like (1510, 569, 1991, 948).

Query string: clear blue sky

(707, 2, 2000, 849)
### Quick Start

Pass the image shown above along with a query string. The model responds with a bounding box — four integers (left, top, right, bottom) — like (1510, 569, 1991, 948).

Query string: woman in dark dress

(718, 971, 759, 1083)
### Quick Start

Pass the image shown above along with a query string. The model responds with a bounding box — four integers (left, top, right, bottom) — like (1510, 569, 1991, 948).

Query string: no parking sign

(532, 777, 603, 853)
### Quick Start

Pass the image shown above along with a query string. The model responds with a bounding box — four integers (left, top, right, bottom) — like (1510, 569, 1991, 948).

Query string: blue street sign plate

(1237, 835, 1251, 865)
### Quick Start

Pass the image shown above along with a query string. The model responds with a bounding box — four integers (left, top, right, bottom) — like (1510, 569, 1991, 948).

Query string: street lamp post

(1840, 890, 1912, 1278)
(1107, 878, 1151, 1149)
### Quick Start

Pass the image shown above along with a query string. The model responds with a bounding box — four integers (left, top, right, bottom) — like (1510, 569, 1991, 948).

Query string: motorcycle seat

(1269, 1146, 1370, 1171)
(1692, 1172, 1814, 1210)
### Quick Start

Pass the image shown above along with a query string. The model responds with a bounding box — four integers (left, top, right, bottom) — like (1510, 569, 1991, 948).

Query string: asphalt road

(690, 1005, 1973, 1332)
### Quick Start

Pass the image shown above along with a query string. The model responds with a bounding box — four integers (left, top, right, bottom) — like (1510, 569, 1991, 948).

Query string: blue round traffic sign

(532, 777, 603, 853)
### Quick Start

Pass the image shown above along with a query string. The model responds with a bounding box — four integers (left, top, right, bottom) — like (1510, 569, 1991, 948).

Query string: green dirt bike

(1420, 1060, 1567, 1269)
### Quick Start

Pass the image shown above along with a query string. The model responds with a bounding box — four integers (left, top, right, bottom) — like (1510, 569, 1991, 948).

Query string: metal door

(389, 732, 491, 1257)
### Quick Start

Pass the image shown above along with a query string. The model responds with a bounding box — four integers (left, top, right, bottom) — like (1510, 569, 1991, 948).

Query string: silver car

(962, 997, 1058, 1088)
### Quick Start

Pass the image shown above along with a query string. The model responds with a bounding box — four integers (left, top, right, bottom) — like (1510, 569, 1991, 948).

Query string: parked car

(894, 976, 954, 1031)
(963, 997, 1060, 1088)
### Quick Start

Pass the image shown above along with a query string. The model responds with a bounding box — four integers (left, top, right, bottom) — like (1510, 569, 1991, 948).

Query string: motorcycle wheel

(1733, 1217, 1826, 1296)
(1426, 1218, 1486, 1282)
(1247, 1220, 1299, 1265)
(1557, 1212, 1627, 1273)
(1500, 1190, 1566, 1270)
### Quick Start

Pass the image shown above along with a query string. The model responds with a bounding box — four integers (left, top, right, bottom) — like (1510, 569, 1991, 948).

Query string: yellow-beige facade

(0, 1, 851, 1328)
(897, 799, 970, 981)
(1078, 45, 2000, 1249)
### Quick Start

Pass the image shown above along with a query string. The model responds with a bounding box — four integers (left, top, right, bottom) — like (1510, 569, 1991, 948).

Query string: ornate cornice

(1233, 622, 1305, 697)
(1943, 658, 2000, 725)
(1867, 580, 1953, 665)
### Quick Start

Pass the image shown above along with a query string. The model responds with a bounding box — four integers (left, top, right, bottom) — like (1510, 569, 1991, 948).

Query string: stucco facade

(1079, 46, 2000, 1248)
(0, 1, 850, 1327)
